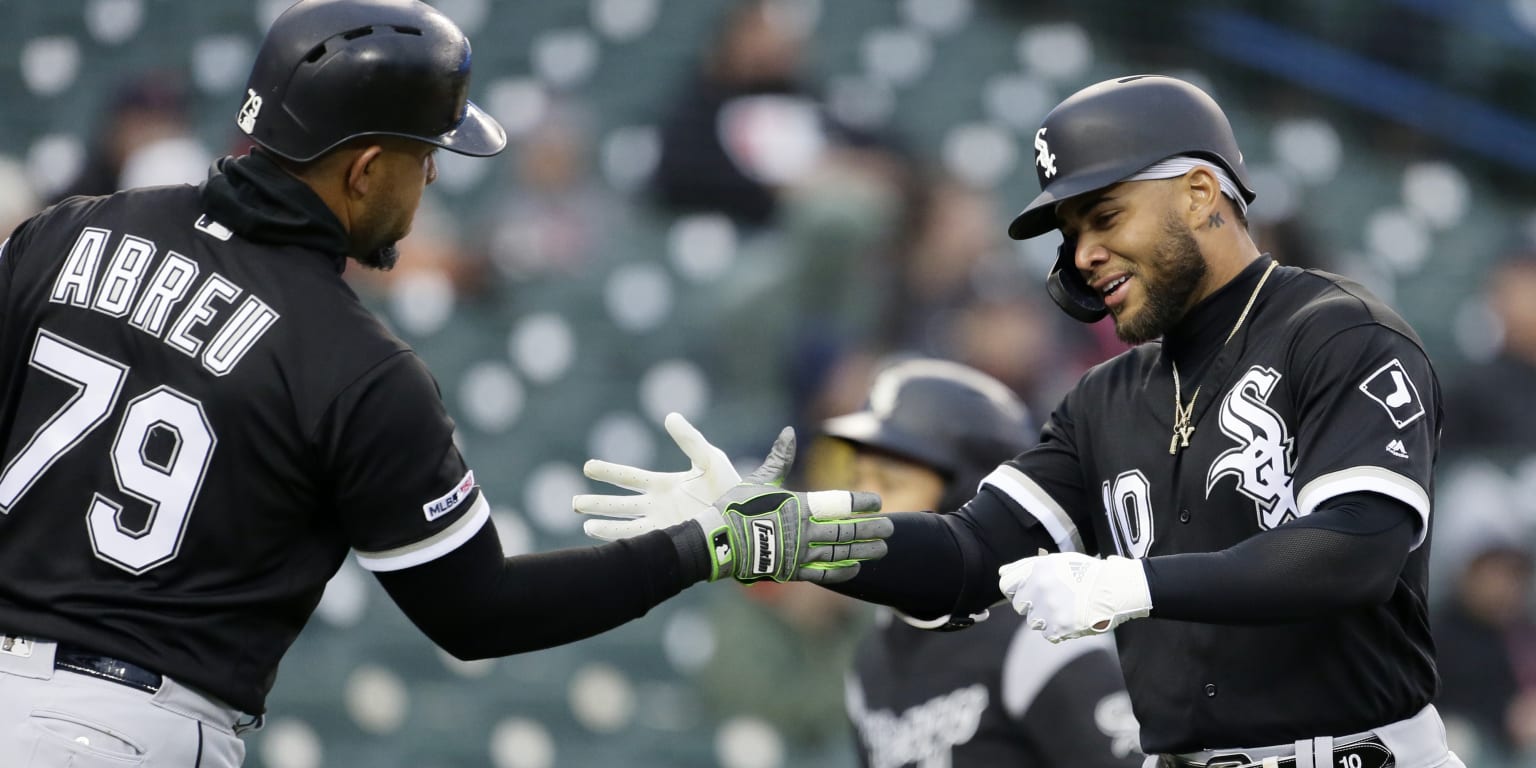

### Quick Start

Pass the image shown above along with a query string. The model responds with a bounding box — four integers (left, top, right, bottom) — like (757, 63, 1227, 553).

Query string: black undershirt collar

(199, 149, 352, 273)
(1160, 254, 1276, 384)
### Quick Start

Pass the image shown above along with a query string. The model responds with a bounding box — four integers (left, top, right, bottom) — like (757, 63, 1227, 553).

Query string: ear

(1182, 166, 1222, 229)
(345, 145, 387, 200)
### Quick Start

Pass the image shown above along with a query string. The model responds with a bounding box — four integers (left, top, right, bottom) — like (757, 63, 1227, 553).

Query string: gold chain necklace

(1169, 260, 1278, 454)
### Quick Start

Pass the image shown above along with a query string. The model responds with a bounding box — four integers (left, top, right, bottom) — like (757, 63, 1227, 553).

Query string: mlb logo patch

(423, 470, 475, 522)
(1358, 359, 1425, 429)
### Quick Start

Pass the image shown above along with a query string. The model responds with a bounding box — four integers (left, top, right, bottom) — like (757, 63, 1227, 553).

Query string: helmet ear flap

(1047, 237, 1109, 323)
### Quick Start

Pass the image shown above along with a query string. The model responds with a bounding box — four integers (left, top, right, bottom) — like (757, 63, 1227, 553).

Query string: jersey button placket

(1178, 509, 1191, 523)
(1203, 683, 1217, 697)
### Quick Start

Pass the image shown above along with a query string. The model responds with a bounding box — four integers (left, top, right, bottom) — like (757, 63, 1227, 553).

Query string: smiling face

(1058, 177, 1210, 344)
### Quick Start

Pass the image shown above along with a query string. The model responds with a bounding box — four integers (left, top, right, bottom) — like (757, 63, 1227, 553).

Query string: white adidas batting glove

(997, 552, 1152, 643)
(574, 412, 741, 542)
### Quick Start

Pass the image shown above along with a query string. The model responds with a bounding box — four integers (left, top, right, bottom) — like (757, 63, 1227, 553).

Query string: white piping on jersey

(354, 494, 491, 572)
(1296, 466, 1431, 551)
(980, 466, 1084, 553)
(1001, 622, 1112, 719)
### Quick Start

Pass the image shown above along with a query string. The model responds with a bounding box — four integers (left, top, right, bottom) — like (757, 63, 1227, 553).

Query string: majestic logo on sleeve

(1359, 359, 1425, 429)
(1034, 128, 1058, 178)
(1206, 366, 1298, 530)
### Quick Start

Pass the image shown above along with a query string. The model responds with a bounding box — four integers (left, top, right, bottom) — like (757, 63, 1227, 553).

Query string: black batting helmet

(821, 358, 1036, 514)
(239, 0, 506, 162)
(1007, 75, 1255, 322)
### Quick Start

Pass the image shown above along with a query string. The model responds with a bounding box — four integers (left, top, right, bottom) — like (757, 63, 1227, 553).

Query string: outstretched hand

(574, 413, 892, 584)
(576, 412, 741, 542)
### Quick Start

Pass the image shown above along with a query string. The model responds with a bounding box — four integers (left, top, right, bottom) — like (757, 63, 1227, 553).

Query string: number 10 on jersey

(0, 329, 215, 574)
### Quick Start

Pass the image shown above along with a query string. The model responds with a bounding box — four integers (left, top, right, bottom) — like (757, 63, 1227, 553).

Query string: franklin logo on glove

(751, 518, 778, 575)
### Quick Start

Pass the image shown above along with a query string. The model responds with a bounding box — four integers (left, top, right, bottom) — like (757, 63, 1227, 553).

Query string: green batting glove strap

(663, 521, 716, 584)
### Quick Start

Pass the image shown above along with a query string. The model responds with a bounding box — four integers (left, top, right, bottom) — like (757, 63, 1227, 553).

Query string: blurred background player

(819, 357, 1142, 767)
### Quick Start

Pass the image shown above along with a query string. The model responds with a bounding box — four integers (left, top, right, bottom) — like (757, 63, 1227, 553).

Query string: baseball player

(578, 75, 1460, 767)
(823, 358, 1141, 767)
(0, 1, 890, 765)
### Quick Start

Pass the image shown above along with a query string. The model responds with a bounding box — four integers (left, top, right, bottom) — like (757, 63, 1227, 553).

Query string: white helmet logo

(1034, 127, 1057, 178)
(237, 89, 263, 135)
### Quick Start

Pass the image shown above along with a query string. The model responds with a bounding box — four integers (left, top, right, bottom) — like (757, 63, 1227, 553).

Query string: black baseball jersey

(0, 170, 484, 714)
(847, 608, 1141, 767)
(973, 258, 1440, 753)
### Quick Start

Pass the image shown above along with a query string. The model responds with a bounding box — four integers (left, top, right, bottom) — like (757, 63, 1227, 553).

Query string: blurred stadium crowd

(4, 0, 1536, 766)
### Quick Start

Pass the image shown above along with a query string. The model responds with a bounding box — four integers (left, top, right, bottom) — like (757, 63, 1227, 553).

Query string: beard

(352, 243, 400, 270)
(1111, 215, 1207, 344)
(348, 207, 410, 270)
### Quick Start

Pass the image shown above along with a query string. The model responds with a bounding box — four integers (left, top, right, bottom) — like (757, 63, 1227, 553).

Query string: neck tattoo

(1169, 260, 1278, 454)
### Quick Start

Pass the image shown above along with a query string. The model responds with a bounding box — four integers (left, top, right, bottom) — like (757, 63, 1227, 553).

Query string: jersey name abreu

(47, 223, 278, 376)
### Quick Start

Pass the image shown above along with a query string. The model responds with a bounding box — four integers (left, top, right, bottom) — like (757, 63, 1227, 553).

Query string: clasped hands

(573, 412, 892, 584)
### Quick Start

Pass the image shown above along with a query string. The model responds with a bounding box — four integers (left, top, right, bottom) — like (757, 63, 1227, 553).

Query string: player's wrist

(1094, 556, 1153, 630)
(663, 520, 715, 583)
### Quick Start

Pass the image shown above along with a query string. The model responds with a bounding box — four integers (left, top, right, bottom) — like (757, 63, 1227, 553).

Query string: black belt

(1163, 734, 1394, 768)
(54, 646, 164, 694)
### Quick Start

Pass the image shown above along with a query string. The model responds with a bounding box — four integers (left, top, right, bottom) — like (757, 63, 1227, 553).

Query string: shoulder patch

(424, 470, 475, 522)
(1358, 359, 1425, 429)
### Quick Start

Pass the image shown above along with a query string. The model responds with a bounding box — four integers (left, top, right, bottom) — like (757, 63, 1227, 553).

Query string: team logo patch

(1033, 128, 1057, 178)
(1207, 366, 1298, 530)
(750, 518, 777, 575)
(1358, 359, 1425, 429)
(423, 470, 475, 521)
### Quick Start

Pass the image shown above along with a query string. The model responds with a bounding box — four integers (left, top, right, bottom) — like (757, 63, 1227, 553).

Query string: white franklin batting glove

(574, 412, 741, 542)
(997, 552, 1152, 643)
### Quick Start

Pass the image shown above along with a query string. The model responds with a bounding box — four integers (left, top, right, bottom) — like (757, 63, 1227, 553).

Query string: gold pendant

(1169, 423, 1195, 454)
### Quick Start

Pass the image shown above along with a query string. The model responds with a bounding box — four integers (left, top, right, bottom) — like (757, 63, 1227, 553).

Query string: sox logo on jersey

(1206, 366, 1299, 530)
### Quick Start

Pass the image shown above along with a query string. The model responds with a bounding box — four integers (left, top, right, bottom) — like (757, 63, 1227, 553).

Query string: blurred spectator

(481, 103, 622, 281)
(946, 296, 1073, 419)
(0, 154, 40, 238)
(694, 581, 870, 766)
(1434, 534, 1536, 765)
(651, 0, 887, 228)
(1443, 249, 1536, 460)
(886, 176, 1016, 351)
(55, 73, 211, 200)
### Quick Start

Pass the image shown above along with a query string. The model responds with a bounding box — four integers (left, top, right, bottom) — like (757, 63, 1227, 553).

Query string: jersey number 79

(0, 329, 216, 574)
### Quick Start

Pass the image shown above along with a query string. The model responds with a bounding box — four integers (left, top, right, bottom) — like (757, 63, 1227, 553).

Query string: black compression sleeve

(376, 521, 709, 659)
(827, 511, 966, 617)
(1142, 492, 1416, 623)
(829, 489, 1057, 620)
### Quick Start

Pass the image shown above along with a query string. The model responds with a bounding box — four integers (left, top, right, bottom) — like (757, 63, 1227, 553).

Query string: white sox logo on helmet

(1034, 128, 1057, 178)
(1206, 365, 1298, 530)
